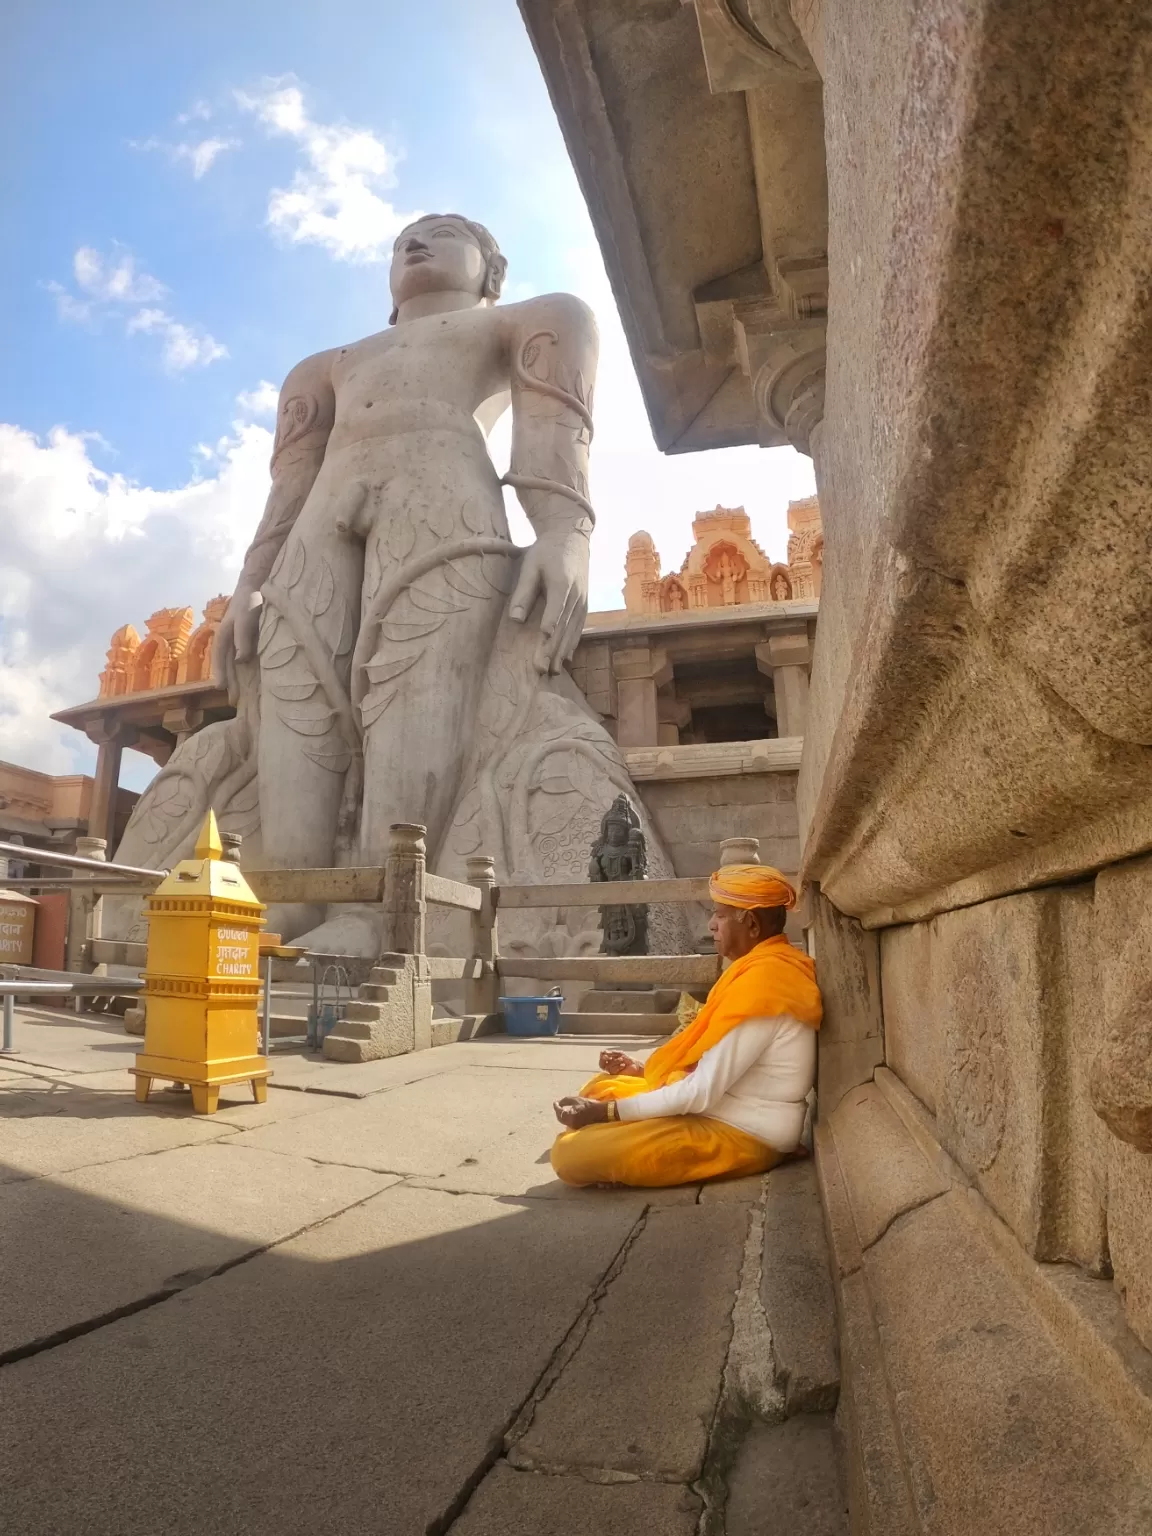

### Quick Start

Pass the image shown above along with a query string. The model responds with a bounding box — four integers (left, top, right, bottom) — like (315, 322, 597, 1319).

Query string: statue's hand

(508, 525, 590, 675)
(213, 582, 262, 704)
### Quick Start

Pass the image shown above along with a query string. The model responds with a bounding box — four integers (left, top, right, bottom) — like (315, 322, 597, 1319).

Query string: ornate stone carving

(589, 793, 648, 956)
(98, 625, 140, 699)
(693, 0, 819, 93)
(621, 500, 821, 616)
(749, 320, 826, 455)
(181, 596, 229, 684)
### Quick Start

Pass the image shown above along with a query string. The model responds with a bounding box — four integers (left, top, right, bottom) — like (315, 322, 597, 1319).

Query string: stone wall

(638, 771, 800, 880)
(880, 873, 1152, 1345)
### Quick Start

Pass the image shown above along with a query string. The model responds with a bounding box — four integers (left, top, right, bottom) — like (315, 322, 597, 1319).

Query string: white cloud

(73, 245, 166, 304)
(44, 281, 94, 325)
(176, 136, 239, 178)
(48, 245, 227, 373)
(236, 78, 420, 261)
(132, 134, 238, 179)
(235, 380, 280, 418)
(126, 307, 228, 372)
(176, 100, 213, 125)
(0, 418, 271, 779)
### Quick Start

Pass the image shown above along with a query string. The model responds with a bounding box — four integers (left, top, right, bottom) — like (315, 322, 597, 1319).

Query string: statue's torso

(326, 306, 509, 458)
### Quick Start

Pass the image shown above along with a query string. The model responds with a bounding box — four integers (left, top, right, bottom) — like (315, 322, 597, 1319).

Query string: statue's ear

(484, 252, 508, 303)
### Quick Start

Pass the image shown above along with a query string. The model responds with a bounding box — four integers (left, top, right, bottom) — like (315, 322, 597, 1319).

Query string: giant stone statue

(108, 213, 684, 957)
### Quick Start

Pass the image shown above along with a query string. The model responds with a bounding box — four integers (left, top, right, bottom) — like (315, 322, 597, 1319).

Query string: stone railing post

(66, 835, 107, 975)
(382, 823, 427, 957)
(465, 854, 499, 1021)
(720, 836, 761, 866)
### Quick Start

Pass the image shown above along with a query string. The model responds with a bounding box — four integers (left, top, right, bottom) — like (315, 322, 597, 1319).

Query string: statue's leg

(257, 519, 363, 939)
(357, 452, 516, 866)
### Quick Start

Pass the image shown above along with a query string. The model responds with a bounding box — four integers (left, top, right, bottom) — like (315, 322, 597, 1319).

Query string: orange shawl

(643, 935, 821, 1090)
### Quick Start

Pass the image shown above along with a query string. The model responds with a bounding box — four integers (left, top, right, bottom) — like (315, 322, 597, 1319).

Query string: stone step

(577, 987, 682, 1014)
(760, 1160, 840, 1415)
(368, 967, 402, 988)
(557, 1011, 675, 1037)
(268, 1013, 310, 1039)
(343, 999, 386, 1023)
(817, 1077, 1152, 1534)
(358, 983, 396, 1002)
(725, 1415, 848, 1536)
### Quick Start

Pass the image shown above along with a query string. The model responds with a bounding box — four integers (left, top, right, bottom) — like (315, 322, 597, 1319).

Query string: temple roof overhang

(517, 0, 827, 455)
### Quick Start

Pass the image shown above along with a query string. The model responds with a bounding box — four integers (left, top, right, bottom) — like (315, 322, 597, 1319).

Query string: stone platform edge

(815, 1066, 1152, 1534)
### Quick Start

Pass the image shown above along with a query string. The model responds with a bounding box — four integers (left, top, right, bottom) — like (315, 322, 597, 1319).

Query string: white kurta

(615, 1016, 816, 1152)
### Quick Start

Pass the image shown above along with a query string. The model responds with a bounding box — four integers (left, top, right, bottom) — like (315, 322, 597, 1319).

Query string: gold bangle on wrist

(606, 1101, 618, 1122)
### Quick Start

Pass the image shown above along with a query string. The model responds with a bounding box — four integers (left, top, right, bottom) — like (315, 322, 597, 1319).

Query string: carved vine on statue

(107, 211, 687, 959)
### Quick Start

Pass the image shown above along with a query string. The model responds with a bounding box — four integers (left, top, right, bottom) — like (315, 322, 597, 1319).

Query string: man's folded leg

(551, 1114, 780, 1188)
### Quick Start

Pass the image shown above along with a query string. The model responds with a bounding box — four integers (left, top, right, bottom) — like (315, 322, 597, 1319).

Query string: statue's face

(390, 218, 488, 308)
(606, 823, 627, 846)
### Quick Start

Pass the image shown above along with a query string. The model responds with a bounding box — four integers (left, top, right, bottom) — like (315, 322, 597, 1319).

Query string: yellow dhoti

(550, 1072, 779, 1188)
(551, 921, 821, 1192)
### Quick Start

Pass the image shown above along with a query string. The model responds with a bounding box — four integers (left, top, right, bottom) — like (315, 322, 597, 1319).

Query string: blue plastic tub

(499, 994, 563, 1037)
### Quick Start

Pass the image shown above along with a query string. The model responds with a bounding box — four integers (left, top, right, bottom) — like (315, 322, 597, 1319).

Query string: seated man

(550, 865, 822, 1188)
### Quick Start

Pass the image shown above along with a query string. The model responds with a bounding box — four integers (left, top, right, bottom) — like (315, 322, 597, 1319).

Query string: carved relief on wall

(621, 498, 821, 616)
(939, 934, 1009, 1173)
(769, 567, 793, 602)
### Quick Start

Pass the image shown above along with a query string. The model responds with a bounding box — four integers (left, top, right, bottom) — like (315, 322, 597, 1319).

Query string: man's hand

(599, 1050, 644, 1077)
(508, 525, 590, 675)
(213, 582, 263, 704)
(553, 1095, 612, 1130)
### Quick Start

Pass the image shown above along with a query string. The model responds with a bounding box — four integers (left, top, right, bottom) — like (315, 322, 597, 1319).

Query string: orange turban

(709, 864, 797, 911)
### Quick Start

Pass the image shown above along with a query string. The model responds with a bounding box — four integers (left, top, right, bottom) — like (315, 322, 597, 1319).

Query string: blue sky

(0, 0, 815, 790)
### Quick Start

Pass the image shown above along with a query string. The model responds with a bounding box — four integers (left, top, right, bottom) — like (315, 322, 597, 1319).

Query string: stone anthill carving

(589, 792, 649, 956)
(104, 212, 684, 958)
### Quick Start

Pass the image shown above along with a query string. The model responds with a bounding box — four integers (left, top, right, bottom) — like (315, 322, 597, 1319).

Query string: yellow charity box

(133, 809, 269, 1114)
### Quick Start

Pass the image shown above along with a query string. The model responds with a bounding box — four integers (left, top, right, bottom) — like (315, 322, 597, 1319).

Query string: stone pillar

(612, 645, 672, 749)
(657, 695, 692, 747)
(162, 704, 205, 749)
(756, 631, 812, 739)
(720, 837, 761, 866)
(382, 823, 427, 957)
(66, 835, 107, 975)
(86, 728, 128, 849)
(465, 854, 499, 1022)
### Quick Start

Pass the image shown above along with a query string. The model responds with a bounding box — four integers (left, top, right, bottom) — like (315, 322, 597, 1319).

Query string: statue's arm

(505, 294, 599, 674)
(215, 352, 337, 696)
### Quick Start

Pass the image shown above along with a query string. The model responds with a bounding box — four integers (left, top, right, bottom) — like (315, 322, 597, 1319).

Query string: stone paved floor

(0, 1008, 839, 1535)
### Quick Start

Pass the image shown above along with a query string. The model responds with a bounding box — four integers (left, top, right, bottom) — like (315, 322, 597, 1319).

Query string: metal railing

(0, 839, 166, 882)
(1, 975, 145, 1053)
